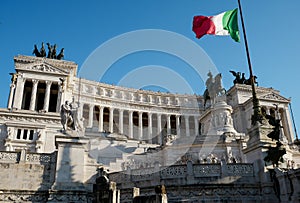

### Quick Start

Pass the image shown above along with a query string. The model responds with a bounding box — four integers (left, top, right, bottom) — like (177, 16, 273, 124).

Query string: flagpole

(237, 0, 264, 125)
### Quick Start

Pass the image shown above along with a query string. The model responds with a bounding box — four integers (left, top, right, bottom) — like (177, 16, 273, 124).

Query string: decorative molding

(259, 92, 290, 102)
(16, 62, 69, 76)
(0, 151, 20, 162)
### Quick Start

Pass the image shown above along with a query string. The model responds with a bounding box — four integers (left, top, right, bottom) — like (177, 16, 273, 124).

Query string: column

(167, 115, 171, 135)
(176, 115, 181, 137)
(157, 114, 162, 145)
(283, 107, 294, 143)
(56, 82, 63, 112)
(265, 107, 270, 115)
(43, 81, 52, 112)
(99, 106, 104, 132)
(185, 115, 190, 137)
(129, 111, 133, 138)
(148, 113, 153, 143)
(7, 84, 16, 109)
(88, 104, 94, 128)
(119, 109, 124, 134)
(29, 79, 39, 111)
(109, 108, 114, 133)
(138, 112, 143, 139)
(194, 116, 199, 136)
(14, 76, 25, 109)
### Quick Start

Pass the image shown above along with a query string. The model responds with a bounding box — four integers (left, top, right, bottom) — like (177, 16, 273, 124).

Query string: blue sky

(0, 0, 300, 136)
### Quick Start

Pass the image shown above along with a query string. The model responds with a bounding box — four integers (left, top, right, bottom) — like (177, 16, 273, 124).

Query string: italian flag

(192, 8, 240, 42)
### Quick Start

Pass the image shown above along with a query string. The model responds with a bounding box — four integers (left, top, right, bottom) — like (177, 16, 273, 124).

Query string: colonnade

(82, 104, 200, 144)
(8, 76, 61, 112)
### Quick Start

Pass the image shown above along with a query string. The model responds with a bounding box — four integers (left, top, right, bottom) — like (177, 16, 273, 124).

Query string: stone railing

(109, 162, 254, 184)
(25, 153, 53, 163)
(0, 151, 56, 164)
(0, 151, 20, 163)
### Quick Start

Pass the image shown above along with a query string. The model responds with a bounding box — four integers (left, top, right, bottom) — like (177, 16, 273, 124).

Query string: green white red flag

(192, 8, 240, 42)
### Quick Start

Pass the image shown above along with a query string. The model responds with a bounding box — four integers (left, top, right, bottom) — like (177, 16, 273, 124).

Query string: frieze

(166, 187, 261, 201)
(226, 164, 254, 176)
(0, 193, 48, 202)
(16, 61, 70, 76)
(0, 115, 60, 125)
(48, 193, 92, 202)
(160, 165, 187, 178)
(25, 153, 52, 163)
(77, 99, 201, 116)
(193, 164, 221, 177)
(0, 151, 20, 162)
(14, 55, 77, 70)
(259, 92, 290, 102)
(131, 168, 155, 181)
(74, 78, 203, 99)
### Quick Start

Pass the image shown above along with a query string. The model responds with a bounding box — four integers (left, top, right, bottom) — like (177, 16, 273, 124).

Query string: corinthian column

(194, 116, 199, 136)
(157, 114, 162, 145)
(43, 81, 52, 112)
(7, 84, 16, 109)
(148, 113, 153, 143)
(167, 115, 171, 135)
(99, 106, 104, 132)
(176, 115, 181, 137)
(119, 109, 124, 134)
(129, 111, 133, 138)
(14, 76, 25, 109)
(139, 112, 143, 139)
(109, 108, 114, 133)
(185, 115, 190, 137)
(29, 79, 39, 111)
(88, 104, 94, 128)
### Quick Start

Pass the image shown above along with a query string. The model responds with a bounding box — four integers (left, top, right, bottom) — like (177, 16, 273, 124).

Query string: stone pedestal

(52, 135, 89, 191)
(243, 123, 279, 202)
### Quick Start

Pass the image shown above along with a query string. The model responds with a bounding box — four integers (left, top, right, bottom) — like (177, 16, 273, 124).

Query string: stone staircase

(87, 133, 159, 172)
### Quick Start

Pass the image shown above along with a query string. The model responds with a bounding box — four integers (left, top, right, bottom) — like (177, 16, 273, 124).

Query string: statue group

(60, 100, 83, 133)
(229, 70, 258, 85)
(203, 71, 226, 108)
(33, 42, 64, 60)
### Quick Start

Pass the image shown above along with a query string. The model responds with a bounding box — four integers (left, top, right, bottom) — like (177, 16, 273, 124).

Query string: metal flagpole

(237, 0, 264, 125)
(289, 103, 300, 144)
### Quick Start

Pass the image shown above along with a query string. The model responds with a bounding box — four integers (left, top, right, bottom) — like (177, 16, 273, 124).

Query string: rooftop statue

(33, 42, 64, 60)
(229, 70, 258, 86)
(40, 42, 46, 57)
(56, 48, 64, 60)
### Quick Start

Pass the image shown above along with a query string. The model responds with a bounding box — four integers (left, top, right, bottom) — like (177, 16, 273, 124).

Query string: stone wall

(109, 162, 272, 202)
(0, 150, 56, 202)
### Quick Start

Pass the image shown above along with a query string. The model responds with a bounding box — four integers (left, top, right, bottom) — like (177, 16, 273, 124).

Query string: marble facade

(0, 55, 299, 202)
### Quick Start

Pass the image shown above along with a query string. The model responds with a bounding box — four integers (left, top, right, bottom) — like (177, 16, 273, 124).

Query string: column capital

(32, 79, 39, 84)
(138, 111, 143, 116)
(45, 80, 52, 86)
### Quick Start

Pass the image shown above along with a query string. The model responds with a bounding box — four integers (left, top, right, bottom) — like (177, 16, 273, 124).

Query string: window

(15, 129, 35, 141)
